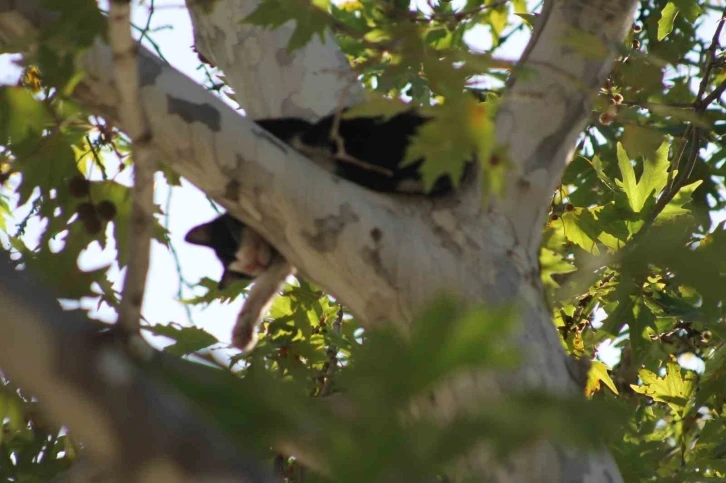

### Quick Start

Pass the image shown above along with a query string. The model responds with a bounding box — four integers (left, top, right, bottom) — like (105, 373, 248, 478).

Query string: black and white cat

(186, 108, 473, 351)
(185, 214, 290, 351)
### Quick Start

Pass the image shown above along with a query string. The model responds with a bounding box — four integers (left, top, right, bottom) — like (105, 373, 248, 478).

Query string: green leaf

(486, 7, 508, 45)
(658, 2, 679, 41)
(15, 226, 111, 299)
(514, 13, 536, 29)
(560, 210, 600, 255)
(146, 324, 219, 356)
(657, 180, 702, 223)
(673, 0, 701, 22)
(621, 125, 664, 161)
(342, 97, 411, 120)
(512, 0, 527, 13)
(12, 133, 81, 206)
(403, 100, 492, 192)
(245, 0, 331, 52)
(585, 361, 618, 397)
(615, 141, 669, 213)
(589, 155, 615, 190)
(0, 87, 51, 144)
(540, 247, 576, 289)
(631, 360, 696, 415)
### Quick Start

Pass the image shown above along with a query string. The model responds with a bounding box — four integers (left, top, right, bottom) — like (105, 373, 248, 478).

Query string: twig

(108, 0, 157, 334)
(695, 10, 726, 108)
(328, 84, 395, 177)
(701, 78, 726, 108)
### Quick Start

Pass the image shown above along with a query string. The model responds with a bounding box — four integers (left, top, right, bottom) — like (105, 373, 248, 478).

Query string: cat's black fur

(256, 109, 471, 194)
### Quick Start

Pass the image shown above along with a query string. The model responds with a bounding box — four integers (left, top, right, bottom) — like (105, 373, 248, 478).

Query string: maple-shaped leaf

(403, 98, 492, 192)
(11, 132, 81, 207)
(615, 141, 669, 213)
(658, 0, 701, 41)
(630, 360, 696, 416)
(585, 360, 619, 397)
(559, 209, 601, 255)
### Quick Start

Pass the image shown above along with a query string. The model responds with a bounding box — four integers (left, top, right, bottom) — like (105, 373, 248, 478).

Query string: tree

(0, 0, 725, 482)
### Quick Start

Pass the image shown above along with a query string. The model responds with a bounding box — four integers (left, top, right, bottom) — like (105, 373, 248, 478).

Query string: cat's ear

(185, 221, 214, 247)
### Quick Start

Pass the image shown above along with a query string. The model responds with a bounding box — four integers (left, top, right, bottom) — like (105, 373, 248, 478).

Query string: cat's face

(185, 214, 252, 289)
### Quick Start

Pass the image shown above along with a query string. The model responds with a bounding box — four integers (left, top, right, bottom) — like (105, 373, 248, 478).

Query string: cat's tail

(232, 256, 294, 351)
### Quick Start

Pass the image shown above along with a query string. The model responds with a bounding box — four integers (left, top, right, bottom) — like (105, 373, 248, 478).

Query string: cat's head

(185, 214, 252, 289)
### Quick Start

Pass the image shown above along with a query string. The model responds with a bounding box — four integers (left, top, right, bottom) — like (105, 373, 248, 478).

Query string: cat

(185, 215, 292, 351)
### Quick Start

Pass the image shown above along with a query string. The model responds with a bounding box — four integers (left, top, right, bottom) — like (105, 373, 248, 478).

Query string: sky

(3, 0, 718, 369)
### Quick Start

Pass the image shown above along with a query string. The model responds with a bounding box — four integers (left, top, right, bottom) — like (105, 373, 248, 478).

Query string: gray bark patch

(526, 97, 586, 173)
(370, 228, 382, 242)
(360, 245, 394, 287)
(556, 446, 592, 483)
(225, 179, 240, 202)
(275, 48, 296, 66)
(302, 203, 359, 252)
(494, 257, 521, 300)
(167, 96, 221, 132)
(138, 50, 163, 86)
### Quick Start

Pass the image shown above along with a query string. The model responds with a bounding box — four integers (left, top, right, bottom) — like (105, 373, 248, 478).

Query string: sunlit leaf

(585, 361, 618, 397)
(658, 2, 679, 41)
(631, 360, 696, 415)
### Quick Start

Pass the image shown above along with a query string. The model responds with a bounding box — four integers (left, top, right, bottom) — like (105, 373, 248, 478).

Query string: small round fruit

(83, 216, 102, 235)
(68, 176, 90, 198)
(96, 200, 117, 221)
(76, 202, 96, 220)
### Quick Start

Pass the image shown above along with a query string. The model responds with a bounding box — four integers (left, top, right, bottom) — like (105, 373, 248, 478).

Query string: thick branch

(0, 252, 273, 482)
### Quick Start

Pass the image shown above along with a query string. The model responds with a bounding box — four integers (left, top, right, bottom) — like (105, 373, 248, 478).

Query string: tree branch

(0, 252, 273, 482)
(108, 0, 157, 334)
(496, 0, 639, 251)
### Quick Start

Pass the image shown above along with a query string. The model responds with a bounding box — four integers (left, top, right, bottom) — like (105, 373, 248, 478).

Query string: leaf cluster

(544, 1, 726, 479)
